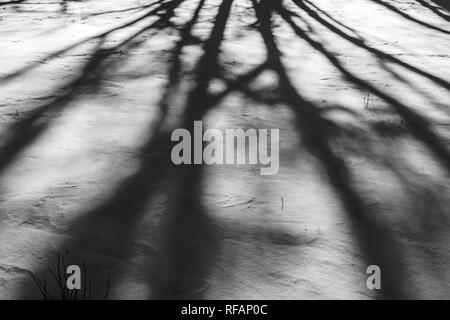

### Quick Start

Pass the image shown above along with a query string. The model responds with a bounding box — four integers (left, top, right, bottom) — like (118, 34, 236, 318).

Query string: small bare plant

(28, 251, 110, 300)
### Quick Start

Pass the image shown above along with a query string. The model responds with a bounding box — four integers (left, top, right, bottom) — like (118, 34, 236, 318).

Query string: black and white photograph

(0, 0, 449, 303)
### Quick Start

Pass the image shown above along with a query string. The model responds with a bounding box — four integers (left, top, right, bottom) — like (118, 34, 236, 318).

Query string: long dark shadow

(0, 0, 27, 6)
(301, 0, 450, 116)
(0, 0, 184, 179)
(416, 0, 450, 21)
(429, 0, 450, 12)
(0, 0, 166, 84)
(297, 0, 450, 91)
(6, 0, 448, 300)
(18, 0, 248, 300)
(252, 0, 412, 299)
(370, 0, 450, 34)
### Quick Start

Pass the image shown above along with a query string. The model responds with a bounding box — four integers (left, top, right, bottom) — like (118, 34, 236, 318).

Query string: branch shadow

(15, 0, 251, 300)
(2, 0, 449, 300)
(248, 0, 449, 299)
(370, 0, 450, 34)
(417, 0, 450, 21)
(0, 0, 185, 179)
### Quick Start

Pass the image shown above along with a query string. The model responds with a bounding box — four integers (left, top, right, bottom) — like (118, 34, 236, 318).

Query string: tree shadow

(1, 0, 449, 299)
(246, 0, 449, 299)
(417, 0, 450, 21)
(429, 0, 450, 12)
(289, 0, 450, 171)
(370, 0, 450, 34)
(0, 0, 27, 6)
(0, 0, 184, 179)
(14, 0, 257, 300)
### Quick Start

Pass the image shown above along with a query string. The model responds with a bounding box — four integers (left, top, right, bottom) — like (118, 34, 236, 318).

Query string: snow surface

(0, 0, 449, 299)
